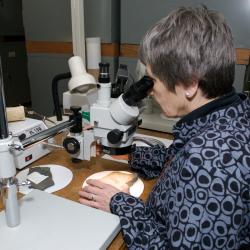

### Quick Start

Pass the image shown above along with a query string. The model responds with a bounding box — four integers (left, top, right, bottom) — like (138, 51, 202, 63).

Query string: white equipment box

(8, 118, 52, 169)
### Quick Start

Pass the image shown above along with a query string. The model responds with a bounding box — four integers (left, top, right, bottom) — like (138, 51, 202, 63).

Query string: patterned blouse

(110, 91, 250, 250)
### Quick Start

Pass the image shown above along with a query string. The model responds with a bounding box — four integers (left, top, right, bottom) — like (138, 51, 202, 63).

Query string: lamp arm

(51, 72, 71, 121)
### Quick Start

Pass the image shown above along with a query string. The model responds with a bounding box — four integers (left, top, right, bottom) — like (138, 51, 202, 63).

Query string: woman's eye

(148, 76, 156, 83)
(151, 78, 157, 84)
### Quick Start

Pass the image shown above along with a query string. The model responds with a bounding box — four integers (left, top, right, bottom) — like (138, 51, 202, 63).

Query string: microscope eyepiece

(98, 63, 110, 83)
(122, 75, 154, 106)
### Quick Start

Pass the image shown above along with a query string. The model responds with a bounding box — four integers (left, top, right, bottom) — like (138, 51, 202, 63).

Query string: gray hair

(139, 6, 235, 98)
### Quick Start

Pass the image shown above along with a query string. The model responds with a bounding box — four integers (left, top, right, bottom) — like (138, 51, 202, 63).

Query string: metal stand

(0, 57, 20, 227)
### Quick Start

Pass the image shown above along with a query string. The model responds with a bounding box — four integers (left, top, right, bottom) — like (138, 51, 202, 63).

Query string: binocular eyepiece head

(122, 75, 154, 106)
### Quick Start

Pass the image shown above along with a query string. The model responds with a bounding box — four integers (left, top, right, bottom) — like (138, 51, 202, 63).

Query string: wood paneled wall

(25, 41, 119, 57)
(26, 41, 249, 65)
(120, 44, 250, 65)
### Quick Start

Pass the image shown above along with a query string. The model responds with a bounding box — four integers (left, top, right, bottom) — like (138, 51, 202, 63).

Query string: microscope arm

(21, 119, 76, 148)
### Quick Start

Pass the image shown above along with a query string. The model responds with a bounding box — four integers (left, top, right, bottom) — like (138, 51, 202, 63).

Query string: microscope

(63, 62, 154, 160)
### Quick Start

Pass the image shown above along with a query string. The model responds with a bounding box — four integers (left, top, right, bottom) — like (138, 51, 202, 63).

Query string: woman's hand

(78, 179, 129, 212)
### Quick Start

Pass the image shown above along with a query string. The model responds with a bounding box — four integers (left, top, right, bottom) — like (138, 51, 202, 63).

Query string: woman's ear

(184, 80, 199, 99)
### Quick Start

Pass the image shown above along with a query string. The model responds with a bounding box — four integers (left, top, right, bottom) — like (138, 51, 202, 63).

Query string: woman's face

(146, 66, 189, 118)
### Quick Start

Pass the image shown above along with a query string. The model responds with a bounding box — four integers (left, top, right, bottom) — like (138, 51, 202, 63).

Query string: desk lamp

(68, 56, 96, 93)
(52, 56, 97, 121)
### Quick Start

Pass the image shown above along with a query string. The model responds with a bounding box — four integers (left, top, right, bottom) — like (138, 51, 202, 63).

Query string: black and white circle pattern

(111, 96, 250, 249)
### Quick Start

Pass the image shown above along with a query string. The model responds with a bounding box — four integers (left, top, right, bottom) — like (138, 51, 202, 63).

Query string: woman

(79, 6, 250, 249)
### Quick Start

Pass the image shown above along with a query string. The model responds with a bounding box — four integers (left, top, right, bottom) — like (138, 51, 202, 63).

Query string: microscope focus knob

(70, 106, 81, 114)
(63, 137, 80, 154)
(107, 129, 123, 144)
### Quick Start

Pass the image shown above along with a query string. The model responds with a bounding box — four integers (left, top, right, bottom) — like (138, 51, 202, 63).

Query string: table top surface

(0, 128, 173, 250)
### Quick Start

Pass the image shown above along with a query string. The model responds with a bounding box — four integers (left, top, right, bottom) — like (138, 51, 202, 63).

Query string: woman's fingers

(79, 189, 111, 212)
(79, 177, 132, 212)
(86, 179, 108, 189)
(78, 190, 96, 200)
(84, 178, 129, 194)
(79, 197, 99, 209)
(83, 179, 112, 196)
(79, 180, 122, 212)
(82, 184, 102, 196)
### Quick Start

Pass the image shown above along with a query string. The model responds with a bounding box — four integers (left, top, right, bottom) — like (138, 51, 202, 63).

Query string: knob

(107, 129, 123, 144)
(70, 106, 81, 115)
(18, 133, 26, 141)
(63, 137, 80, 154)
(69, 106, 82, 133)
